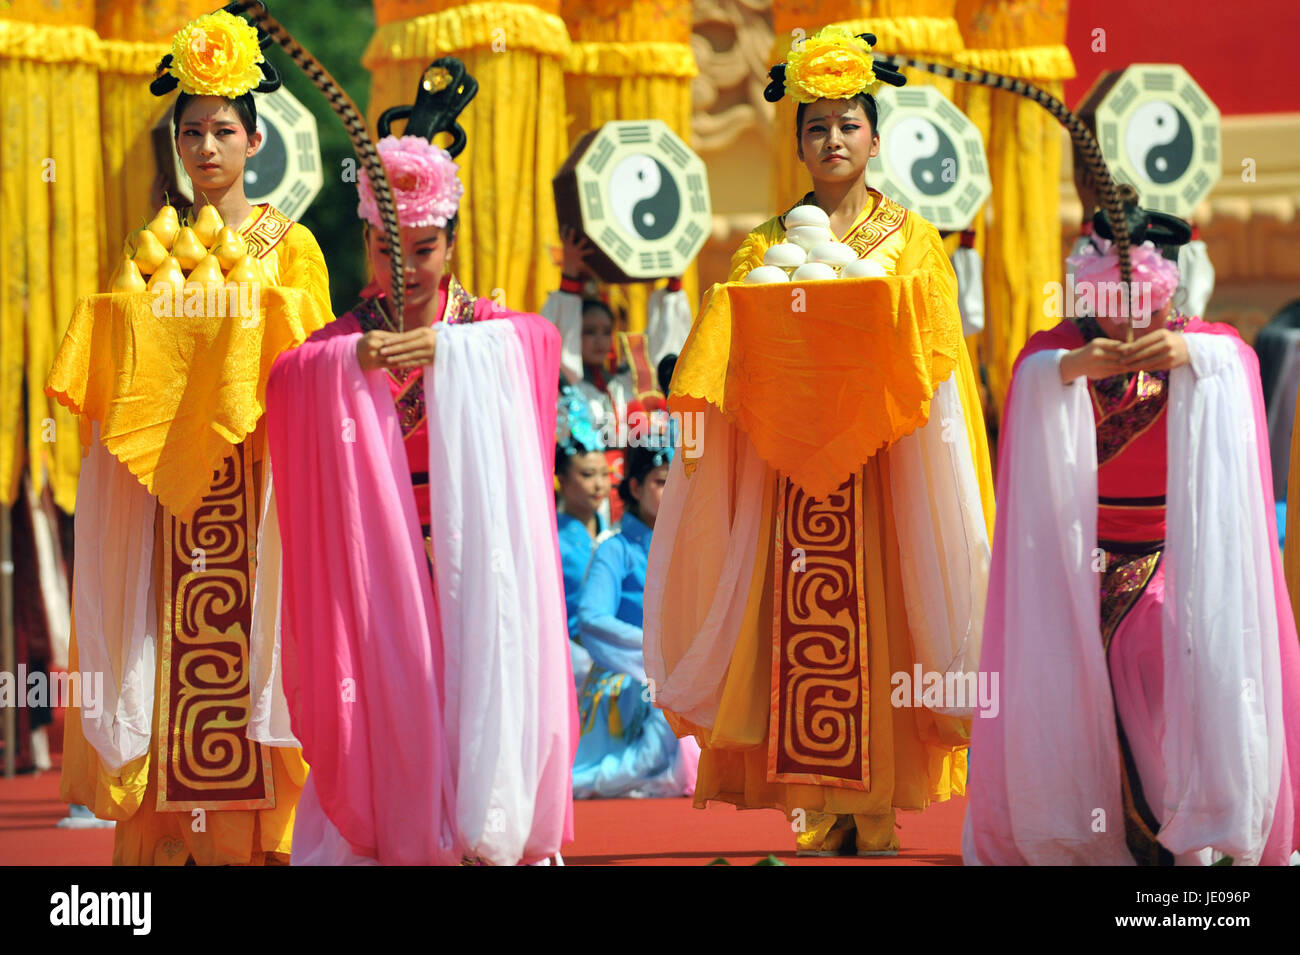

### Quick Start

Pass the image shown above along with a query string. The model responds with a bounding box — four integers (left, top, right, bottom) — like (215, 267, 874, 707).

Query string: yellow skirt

(689, 447, 968, 822)
(60, 616, 308, 866)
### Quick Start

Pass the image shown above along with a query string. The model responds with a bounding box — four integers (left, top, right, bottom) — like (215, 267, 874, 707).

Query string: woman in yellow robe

(46, 10, 333, 865)
(643, 26, 995, 856)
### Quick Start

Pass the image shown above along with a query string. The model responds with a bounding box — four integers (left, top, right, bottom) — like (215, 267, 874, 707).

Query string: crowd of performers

(32, 13, 1300, 865)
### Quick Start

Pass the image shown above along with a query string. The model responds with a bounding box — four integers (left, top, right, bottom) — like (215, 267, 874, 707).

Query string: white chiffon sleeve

(1161, 333, 1283, 864)
(427, 319, 572, 866)
(72, 425, 157, 772)
(961, 349, 1133, 865)
(247, 457, 300, 747)
(886, 373, 990, 717)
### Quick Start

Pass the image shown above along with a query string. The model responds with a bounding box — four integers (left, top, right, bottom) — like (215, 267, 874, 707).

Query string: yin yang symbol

(608, 154, 680, 241)
(245, 115, 287, 200)
(888, 117, 959, 197)
(1125, 101, 1193, 185)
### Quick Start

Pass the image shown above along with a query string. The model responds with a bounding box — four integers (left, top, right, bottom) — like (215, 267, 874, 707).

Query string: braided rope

(228, 0, 404, 328)
(884, 55, 1137, 326)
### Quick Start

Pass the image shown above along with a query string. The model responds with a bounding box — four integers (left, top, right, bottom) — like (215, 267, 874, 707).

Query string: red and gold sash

(842, 191, 907, 260)
(241, 205, 293, 259)
(767, 472, 870, 790)
(155, 442, 274, 811)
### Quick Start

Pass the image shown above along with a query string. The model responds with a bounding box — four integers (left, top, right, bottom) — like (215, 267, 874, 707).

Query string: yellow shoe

(795, 812, 855, 857)
(853, 811, 900, 856)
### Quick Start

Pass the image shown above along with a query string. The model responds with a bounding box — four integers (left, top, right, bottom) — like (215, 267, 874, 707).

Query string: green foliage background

(263, 0, 375, 311)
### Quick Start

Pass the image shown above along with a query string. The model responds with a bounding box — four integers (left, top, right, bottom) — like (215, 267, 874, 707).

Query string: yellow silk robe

(50, 206, 333, 865)
(650, 189, 995, 841)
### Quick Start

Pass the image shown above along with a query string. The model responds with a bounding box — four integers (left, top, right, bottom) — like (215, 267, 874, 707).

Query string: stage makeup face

(366, 224, 454, 316)
(175, 96, 261, 197)
(798, 98, 880, 186)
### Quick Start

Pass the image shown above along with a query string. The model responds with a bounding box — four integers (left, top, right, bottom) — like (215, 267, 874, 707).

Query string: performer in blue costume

(573, 444, 699, 798)
(556, 381, 611, 692)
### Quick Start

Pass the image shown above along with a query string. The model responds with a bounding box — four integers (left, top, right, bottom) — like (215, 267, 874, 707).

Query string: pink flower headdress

(1067, 239, 1182, 314)
(356, 135, 464, 230)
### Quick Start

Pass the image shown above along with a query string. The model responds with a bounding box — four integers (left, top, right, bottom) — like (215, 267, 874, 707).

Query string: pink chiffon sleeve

(265, 320, 456, 865)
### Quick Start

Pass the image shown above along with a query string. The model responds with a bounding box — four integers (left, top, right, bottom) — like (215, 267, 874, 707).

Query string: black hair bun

(869, 54, 908, 89)
(1092, 201, 1192, 248)
(151, 55, 179, 96)
(254, 60, 281, 94)
(377, 57, 479, 157)
(764, 64, 787, 103)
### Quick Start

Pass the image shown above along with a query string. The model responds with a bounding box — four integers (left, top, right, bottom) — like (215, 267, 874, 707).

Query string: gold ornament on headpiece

(784, 26, 879, 104)
(423, 66, 453, 93)
(167, 10, 265, 98)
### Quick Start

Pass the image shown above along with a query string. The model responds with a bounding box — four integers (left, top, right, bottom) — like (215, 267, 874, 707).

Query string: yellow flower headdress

(150, 6, 280, 99)
(764, 26, 907, 104)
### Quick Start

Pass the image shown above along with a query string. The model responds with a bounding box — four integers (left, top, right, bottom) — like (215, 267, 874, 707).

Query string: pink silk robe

(264, 281, 576, 865)
(968, 315, 1300, 865)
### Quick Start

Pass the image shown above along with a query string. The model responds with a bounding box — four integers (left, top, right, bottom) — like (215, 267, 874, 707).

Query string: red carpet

(2, 707, 963, 865)
(1, 763, 964, 866)
(0, 758, 115, 866)
(564, 795, 966, 865)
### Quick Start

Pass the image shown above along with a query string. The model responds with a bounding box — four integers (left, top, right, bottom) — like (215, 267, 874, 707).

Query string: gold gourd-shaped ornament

(226, 254, 266, 287)
(192, 204, 225, 247)
(147, 205, 181, 250)
(212, 227, 248, 272)
(185, 254, 225, 290)
(171, 227, 207, 271)
(147, 255, 186, 296)
(132, 228, 168, 275)
(109, 256, 148, 293)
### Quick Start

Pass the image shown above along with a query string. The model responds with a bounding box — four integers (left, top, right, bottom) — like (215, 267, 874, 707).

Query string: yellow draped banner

(0, 3, 101, 511)
(953, 0, 1075, 416)
(364, 0, 570, 315)
(560, 0, 698, 331)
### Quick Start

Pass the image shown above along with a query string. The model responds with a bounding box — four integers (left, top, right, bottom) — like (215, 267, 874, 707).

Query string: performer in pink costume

(965, 206, 1300, 866)
(263, 59, 575, 865)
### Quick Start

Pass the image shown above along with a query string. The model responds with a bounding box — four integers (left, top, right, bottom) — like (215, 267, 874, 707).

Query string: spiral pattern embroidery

(156, 443, 272, 811)
(768, 473, 870, 789)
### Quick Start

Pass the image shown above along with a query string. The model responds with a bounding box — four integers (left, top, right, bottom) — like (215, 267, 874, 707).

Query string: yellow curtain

(952, 0, 1075, 415)
(560, 0, 698, 330)
(0, 3, 102, 511)
(768, 0, 966, 213)
(363, 0, 570, 315)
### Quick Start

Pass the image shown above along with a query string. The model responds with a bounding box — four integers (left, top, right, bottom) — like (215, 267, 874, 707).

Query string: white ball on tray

(763, 242, 807, 269)
(808, 241, 858, 269)
(744, 265, 791, 284)
(785, 226, 834, 252)
(841, 259, 888, 279)
(784, 205, 832, 230)
(791, 261, 837, 282)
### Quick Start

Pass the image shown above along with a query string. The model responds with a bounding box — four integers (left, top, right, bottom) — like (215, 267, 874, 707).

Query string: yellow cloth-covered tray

(46, 286, 328, 521)
(670, 273, 961, 499)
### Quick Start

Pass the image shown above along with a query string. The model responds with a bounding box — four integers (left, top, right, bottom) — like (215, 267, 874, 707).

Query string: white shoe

(56, 805, 116, 829)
